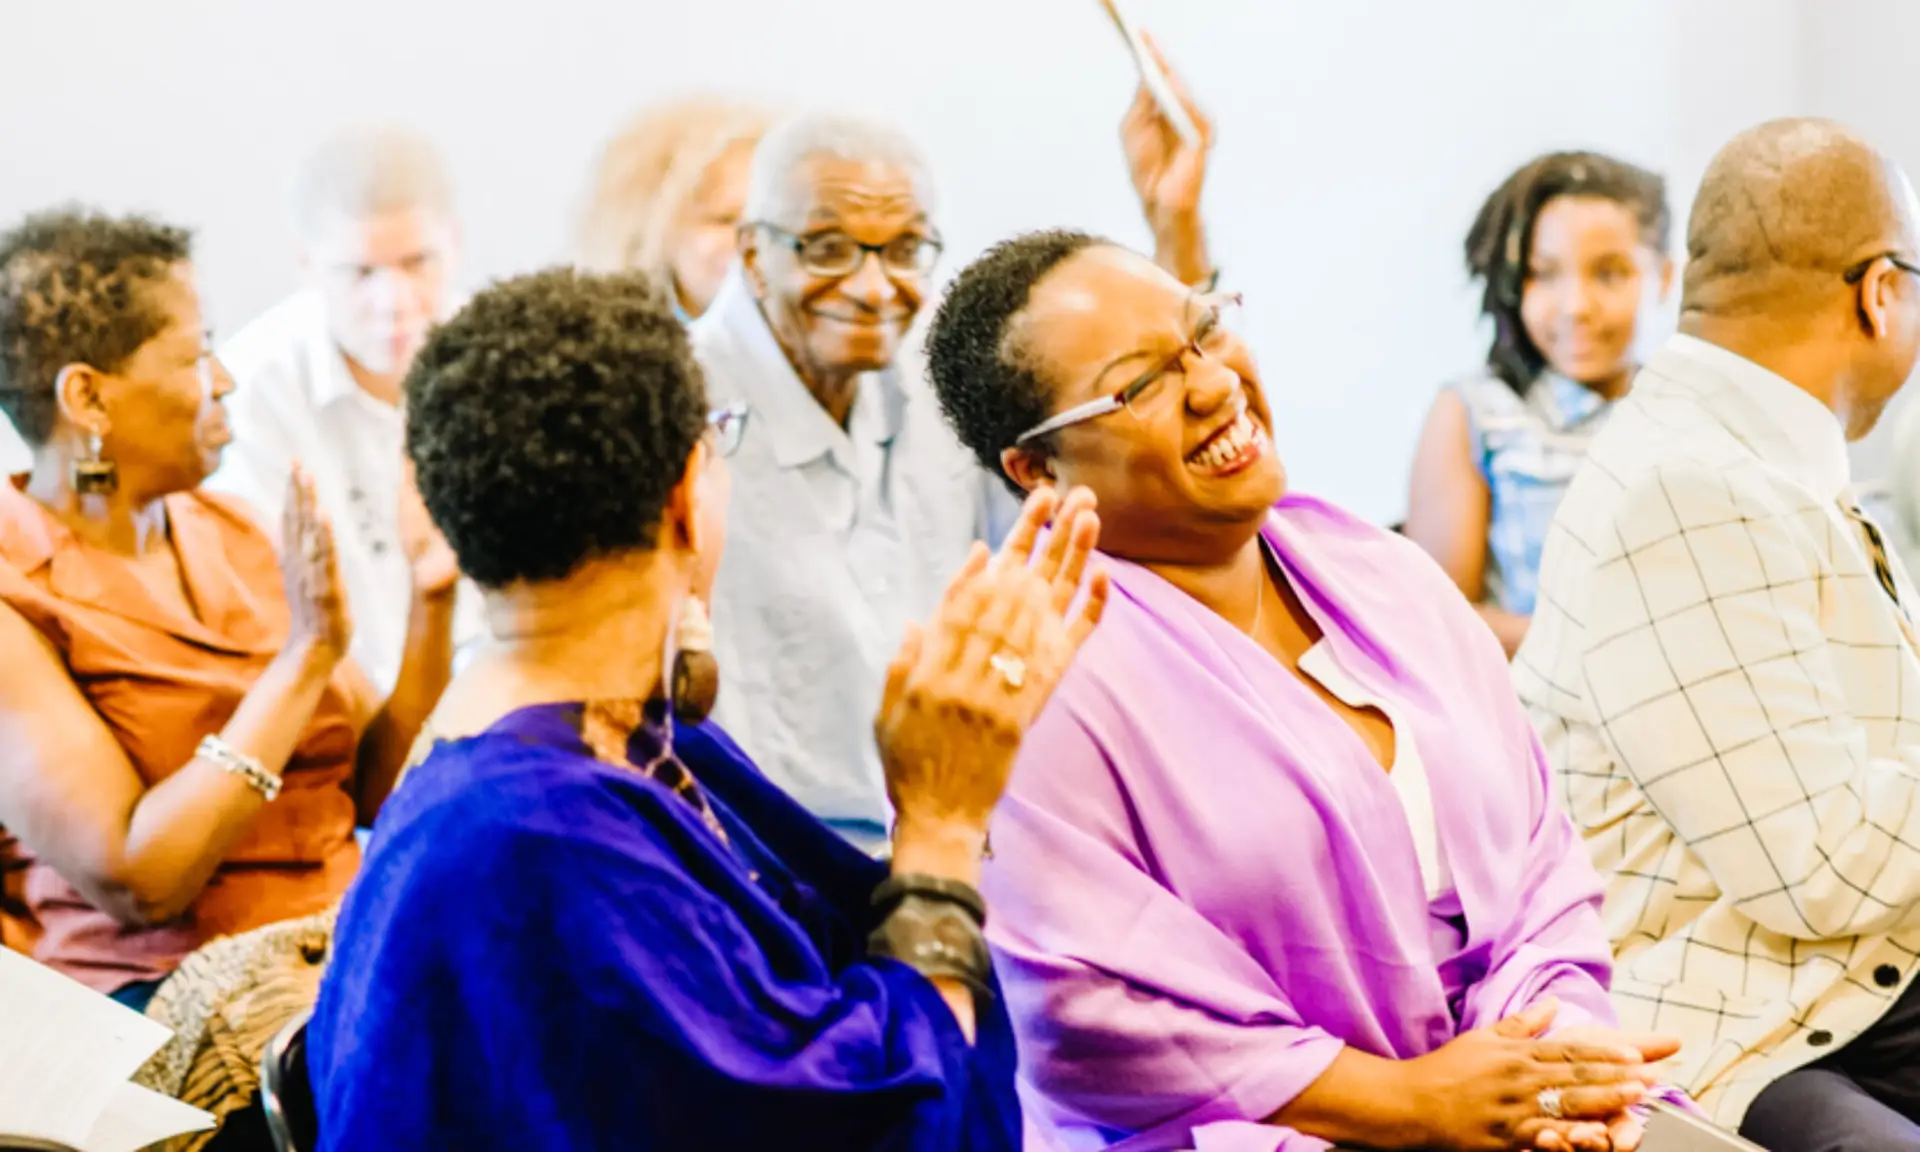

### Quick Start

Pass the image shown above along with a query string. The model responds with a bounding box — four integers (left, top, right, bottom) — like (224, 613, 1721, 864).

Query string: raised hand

(875, 487, 1109, 840)
(281, 463, 352, 666)
(1121, 32, 1215, 285)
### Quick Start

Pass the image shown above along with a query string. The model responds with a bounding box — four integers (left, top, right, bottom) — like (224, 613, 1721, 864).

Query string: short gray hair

(743, 112, 938, 227)
(292, 125, 455, 238)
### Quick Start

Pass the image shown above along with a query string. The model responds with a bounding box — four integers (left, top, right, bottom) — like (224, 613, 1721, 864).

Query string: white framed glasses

(1014, 292, 1242, 446)
(707, 402, 750, 457)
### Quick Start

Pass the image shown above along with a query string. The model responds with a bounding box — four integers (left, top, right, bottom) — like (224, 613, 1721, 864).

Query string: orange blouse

(0, 480, 362, 994)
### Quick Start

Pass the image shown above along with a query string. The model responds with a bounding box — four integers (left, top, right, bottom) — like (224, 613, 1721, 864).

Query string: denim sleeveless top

(1445, 371, 1617, 615)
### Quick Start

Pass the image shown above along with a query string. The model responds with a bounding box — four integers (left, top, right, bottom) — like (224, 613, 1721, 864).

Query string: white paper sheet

(0, 949, 214, 1150)
(83, 1082, 217, 1152)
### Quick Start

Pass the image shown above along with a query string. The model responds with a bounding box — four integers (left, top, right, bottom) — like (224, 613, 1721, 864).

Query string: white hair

(291, 125, 455, 238)
(743, 112, 938, 227)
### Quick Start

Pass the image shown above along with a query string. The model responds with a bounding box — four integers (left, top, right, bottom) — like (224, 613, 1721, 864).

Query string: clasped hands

(1403, 998, 1681, 1152)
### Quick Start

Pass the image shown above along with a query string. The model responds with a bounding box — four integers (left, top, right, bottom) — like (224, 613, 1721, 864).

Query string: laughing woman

(925, 231, 1690, 1152)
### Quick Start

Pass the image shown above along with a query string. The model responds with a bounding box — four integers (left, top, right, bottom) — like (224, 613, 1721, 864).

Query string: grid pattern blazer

(1514, 336, 1920, 1126)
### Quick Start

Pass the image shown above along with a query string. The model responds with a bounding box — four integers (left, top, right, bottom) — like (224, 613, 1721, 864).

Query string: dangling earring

(668, 595, 720, 727)
(71, 432, 118, 496)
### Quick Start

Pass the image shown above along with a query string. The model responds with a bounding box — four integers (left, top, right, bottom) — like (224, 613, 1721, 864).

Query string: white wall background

(0, 0, 1868, 520)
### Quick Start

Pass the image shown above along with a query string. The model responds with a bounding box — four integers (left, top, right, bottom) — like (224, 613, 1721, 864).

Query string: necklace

(1246, 545, 1269, 638)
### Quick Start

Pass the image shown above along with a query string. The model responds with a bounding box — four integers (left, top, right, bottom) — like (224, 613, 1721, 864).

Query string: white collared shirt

(692, 273, 1007, 847)
(205, 291, 483, 694)
(1659, 333, 1852, 500)
(1515, 332, 1920, 1125)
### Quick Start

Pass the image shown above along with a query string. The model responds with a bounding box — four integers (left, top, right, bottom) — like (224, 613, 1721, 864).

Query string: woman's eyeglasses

(751, 223, 943, 279)
(707, 402, 750, 458)
(1014, 293, 1243, 447)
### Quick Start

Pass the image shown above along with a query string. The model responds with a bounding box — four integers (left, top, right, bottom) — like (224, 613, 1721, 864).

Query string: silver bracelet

(197, 735, 282, 801)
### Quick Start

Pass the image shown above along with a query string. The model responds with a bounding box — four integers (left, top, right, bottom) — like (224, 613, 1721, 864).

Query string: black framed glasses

(1843, 252, 1920, 285)
(707, 402, 750, 458)
(752, 222, 943, 279)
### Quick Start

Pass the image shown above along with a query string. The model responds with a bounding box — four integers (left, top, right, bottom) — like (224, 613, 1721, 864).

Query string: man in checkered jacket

(1516, 118, 1920, 1150)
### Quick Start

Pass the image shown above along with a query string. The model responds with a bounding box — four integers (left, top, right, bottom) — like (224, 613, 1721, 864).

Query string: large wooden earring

(71, 432, 117, 496)
(670, 596, 719, 726)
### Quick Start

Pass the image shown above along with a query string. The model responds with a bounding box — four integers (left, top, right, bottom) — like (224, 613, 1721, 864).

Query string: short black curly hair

(0, 207, 193, 446)
(404, 267, 708, 589)
(1466, 150, 1669, 394)
(926, 229, 1106, 496)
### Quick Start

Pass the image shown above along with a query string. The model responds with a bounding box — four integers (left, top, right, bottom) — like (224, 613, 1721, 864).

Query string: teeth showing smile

(1189, 409, 1261, 471)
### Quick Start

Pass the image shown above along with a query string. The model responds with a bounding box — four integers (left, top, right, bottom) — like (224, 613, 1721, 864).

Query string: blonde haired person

(577, 97, 772, 319)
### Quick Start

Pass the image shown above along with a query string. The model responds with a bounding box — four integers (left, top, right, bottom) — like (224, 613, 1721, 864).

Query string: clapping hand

(875, 487, 1110, 839)
(397, 457, 459, 599)
(281, 463, 352, 665)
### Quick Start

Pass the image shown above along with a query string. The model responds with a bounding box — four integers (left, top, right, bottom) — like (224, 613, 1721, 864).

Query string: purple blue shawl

(310, 705, 1023, 1150)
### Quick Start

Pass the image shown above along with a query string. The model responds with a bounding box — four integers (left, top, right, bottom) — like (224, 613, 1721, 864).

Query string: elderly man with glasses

(691, 99, 1213, 850)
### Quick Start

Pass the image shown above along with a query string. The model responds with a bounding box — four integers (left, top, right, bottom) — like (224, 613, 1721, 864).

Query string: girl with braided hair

(1405, 152, 1672, 655)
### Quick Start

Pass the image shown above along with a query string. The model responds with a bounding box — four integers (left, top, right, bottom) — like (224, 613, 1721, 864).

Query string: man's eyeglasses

(1843, 252, 1920, 285)
(1014, 294, 1243, 447)
(707, 402, 750, 458)
(751, 223, 943, 279)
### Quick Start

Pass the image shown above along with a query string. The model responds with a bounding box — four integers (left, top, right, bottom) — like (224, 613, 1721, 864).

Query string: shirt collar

(693, 271, 906, 473)
(1659, 332, 1852, 502)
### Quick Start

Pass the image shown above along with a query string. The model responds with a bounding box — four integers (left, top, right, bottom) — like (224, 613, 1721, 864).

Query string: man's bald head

(1680, 118, 1920, 442)
(1682, 118, 1917, 316)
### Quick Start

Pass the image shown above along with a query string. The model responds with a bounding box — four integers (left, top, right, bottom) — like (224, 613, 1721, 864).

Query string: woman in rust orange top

(0, 208, 455, 1010)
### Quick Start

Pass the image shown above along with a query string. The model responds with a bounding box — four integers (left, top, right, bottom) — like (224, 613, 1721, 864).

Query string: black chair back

(0, 1140, 84, 1151)
(260, 1009, 318, 1152)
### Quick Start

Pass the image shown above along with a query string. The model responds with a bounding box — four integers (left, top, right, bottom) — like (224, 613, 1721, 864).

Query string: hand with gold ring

(1381, 999, 1667, 1152)
(987, 652, 1026, 691)
(1535, 1026, 1682, 1151)
(874, 486, 1110, 855)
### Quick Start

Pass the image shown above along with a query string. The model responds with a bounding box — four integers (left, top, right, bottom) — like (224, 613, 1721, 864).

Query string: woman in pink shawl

(924, 232, 1688, 1152)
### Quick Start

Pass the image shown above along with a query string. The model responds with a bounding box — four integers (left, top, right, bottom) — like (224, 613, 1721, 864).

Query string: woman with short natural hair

(925, 229, 1691, 1151)
(311, 266, 1108, 1149)
(0, 208, 451, 1017)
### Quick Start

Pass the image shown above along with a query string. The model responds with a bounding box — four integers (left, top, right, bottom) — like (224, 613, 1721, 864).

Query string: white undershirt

(1297, 640, 1452, 899)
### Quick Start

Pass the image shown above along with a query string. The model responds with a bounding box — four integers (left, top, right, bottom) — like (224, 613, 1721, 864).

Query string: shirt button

(1808, 1030, 1834, 1048)
(1877, 964, 1903, 988)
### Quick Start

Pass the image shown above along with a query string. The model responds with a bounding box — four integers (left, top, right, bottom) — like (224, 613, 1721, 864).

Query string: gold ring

(989, 652, 1027, 691)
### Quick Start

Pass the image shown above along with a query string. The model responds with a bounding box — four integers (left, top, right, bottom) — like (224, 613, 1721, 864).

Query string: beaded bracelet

(197, 735, 281, 802)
